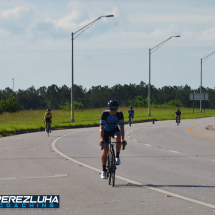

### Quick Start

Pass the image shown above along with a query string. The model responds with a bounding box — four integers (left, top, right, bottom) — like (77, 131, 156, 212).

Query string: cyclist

(128, 106, 134, 125)
(175, 108, 181, 123)
(99, 100, 127, 179)
(44, 109, 52, 133)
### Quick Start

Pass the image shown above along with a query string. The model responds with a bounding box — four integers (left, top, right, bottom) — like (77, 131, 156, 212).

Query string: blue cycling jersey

(175, 111, 181, 115)
(100, 110, 124, 131)
(128, 109, 134, 115)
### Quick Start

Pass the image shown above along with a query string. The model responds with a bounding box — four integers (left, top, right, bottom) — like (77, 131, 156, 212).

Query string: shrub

(0, 94, 22, 113)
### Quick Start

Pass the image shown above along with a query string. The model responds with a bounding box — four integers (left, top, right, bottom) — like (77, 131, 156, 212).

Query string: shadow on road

(115, 184, 215, 188)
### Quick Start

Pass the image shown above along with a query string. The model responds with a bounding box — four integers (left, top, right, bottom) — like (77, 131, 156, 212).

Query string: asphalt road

(1, 117, 215, 214)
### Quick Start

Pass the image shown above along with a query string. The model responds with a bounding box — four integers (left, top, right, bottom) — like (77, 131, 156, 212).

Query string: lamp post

(200, 50, 215, 113)
(71, 15, 114, 122)
(12, 78, 14, 91)
(148, 35, 180, 117)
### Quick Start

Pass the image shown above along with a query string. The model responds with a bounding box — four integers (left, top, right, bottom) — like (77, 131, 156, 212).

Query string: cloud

(46, 10, 79, 30)
(1, 6, 31, 20)
(201, 27, 215, 40)
(0, 6, 33, 35)
(130, 13, 215, 25)
(0, 28, 11, 37)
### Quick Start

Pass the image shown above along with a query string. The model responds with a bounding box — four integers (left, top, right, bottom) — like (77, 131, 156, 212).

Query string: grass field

(0, 107, 214, 134)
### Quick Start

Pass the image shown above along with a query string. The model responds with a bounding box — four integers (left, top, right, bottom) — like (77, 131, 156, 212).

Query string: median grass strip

(0, 107, 214, 134)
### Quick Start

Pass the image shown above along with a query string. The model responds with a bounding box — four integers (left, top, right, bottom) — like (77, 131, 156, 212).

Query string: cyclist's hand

(99, 141, 104, 146)
(121, 140, 127, 146)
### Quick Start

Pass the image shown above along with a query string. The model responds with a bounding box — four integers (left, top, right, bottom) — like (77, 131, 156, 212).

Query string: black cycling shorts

(104, 127, 121, 145)
(45, 118, 51, 122)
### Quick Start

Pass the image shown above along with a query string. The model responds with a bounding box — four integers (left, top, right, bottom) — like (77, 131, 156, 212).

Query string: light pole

(148, 35, 180, 117)
(12, 78, 14, 91)
(200, 50, 215, 113)
(71, 15, 114, 122)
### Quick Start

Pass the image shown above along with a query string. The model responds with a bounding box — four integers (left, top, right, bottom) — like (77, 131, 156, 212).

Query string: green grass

(0, 107, 214, 134)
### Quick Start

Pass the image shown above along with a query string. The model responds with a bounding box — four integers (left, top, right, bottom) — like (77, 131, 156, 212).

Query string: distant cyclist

(128, 106, 134, 126)
(175, 108, 181, 123)
(99, 100, 127, 179)
(44, 109, 52, 133)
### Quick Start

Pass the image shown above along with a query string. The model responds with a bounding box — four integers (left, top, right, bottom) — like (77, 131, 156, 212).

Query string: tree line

(0, 81, 214, 111)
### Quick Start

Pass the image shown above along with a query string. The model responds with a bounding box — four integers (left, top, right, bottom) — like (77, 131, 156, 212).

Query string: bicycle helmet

(47, 109, 51, 112)
(177, 108, 180, 111)
(107, 100, 119, 108)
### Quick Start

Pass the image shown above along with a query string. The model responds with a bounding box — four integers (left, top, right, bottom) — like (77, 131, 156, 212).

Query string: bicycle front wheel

(111, 152, 115, 187)
(108, 153, 112, 185)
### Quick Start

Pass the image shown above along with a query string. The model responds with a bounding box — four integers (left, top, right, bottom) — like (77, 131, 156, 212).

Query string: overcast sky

(0, 0, 215, 91)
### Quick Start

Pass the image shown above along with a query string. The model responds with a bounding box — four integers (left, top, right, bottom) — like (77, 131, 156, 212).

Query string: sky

(0, 0, 215, 91)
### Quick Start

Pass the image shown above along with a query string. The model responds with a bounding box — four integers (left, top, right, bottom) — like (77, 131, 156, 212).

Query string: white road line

(133, 140, 137, 141)
(52, 133, 215, 210)
(145, 144, 151, 146)
(168, 150, 180, 154)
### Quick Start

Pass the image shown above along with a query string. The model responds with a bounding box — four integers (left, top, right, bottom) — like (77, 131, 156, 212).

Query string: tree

(0, 94, 21, 113)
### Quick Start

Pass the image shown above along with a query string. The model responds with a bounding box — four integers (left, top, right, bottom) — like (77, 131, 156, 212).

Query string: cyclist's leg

(45, 121, 47, 131)
(114, 133, 121, 165)
(101, 130, 110, 178)
(114, 133, 121, 152)
(101, 144, 109, 166)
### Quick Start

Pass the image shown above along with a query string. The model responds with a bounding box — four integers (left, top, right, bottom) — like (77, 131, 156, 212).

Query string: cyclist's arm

(100, 124, 105, 142)
(119, 124, 125, 141)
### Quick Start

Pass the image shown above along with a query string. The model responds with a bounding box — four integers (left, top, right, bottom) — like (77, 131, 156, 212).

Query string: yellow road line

(188, 125, 215, 139)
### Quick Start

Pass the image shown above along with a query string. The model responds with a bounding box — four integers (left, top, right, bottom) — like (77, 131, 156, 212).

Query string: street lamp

(12, 78, 14, 91)
(148, 35, 180, 117)
(71, 15, 114, 122)
(200, 50, 215, 113)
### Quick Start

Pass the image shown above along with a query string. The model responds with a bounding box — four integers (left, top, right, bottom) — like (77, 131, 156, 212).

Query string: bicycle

(176, 116, 179, 126)
(46, 121, 51, 136)
(101, 137, 125, 187)
(128, 115, 133, 127)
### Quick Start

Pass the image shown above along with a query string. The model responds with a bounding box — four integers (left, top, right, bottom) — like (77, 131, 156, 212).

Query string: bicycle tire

(47, 122, 50, 136)
(111, 151, 115, 187)
(108, 153, 112, 185)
